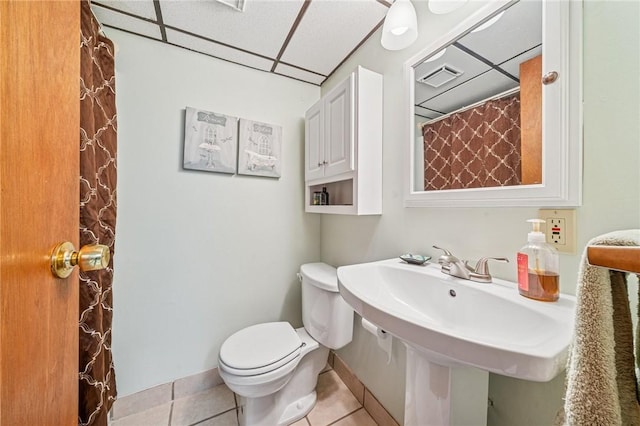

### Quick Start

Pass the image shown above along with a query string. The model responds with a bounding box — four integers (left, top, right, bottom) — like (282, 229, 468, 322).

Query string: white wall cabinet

(305, 77, 354, 181)
(304, 66, 382, 215)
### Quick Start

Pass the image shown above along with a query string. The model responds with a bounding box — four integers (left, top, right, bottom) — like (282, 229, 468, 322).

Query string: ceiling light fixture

(425, 48, 446, 62)
(471, 12, 504, 33)
(213, 0, 246, 12)
(381, 0, 418, 51)
(428, 0, 467, 15)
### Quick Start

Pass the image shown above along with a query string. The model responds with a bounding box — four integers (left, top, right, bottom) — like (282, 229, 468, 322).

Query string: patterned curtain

(423, 94, 521, 191)
(79, 1, 117, 424)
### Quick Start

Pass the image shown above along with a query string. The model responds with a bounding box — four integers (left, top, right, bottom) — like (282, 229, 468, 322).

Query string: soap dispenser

(517, 219, 560, 302)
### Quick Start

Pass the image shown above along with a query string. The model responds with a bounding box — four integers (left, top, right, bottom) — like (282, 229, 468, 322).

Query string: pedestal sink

(337, 259, 575, 426)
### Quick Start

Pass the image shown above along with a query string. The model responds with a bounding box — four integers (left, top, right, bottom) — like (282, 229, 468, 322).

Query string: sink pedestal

(404, 346, 489, 426)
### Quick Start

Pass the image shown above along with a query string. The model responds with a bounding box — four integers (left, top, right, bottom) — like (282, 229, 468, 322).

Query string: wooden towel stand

(587, 246, 640, 274)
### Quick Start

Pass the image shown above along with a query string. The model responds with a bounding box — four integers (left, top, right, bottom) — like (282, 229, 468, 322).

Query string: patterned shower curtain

(79, 1, 117, 424)
(423, 94, 521, 191)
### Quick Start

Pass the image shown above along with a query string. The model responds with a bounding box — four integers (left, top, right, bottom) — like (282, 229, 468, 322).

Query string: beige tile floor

(111, 368, 378, 426)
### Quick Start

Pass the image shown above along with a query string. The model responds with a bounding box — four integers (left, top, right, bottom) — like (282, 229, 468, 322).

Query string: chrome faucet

(433, 246, 508, 283)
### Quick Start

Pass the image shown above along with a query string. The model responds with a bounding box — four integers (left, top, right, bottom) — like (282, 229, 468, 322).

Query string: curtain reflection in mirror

(422, 93, 521, 190)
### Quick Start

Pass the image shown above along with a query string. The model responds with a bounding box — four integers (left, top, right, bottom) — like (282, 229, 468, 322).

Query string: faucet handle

(432, 245, 453, 256)
(433, 246, 459, 267)
(473, 257, 509, 275)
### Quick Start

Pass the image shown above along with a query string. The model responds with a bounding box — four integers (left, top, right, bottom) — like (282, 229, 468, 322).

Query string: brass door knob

(50, 242, 110, 279)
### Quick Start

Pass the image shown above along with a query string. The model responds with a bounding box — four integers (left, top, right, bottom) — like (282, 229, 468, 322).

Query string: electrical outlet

(548, 218, 566, 245)
(538, 209, 577, 254)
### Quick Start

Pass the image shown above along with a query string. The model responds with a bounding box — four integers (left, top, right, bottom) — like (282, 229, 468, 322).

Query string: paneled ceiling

(414, 0, 542, 121)
(91, 0, 391, 86)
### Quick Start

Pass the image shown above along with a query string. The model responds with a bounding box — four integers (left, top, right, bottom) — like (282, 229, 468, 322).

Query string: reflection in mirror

(404, 0, 582, 208)
(413, 0, 541, 191)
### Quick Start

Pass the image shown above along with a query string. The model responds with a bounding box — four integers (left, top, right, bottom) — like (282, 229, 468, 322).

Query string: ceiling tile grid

(414, 45, 492, 106)
(279, 0, 388, 76)
(94, 0, 157, 20)
(159, 0, 303, 58)
(91, 0, 390, 86)
(459, 0, 541, 65)
(165, 28, 275, 71)
(426, 69, 518, 114)
(414, 0, 541, 119)
(499, 46, 543, 78)
(274, 63, 326, 85)
(92, 4, 163, 40)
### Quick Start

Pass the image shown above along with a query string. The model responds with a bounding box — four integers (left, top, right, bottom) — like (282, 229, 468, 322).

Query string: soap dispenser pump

(517, 219, 560, 302)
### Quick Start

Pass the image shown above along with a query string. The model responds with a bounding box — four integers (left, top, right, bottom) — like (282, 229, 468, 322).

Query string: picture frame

(237, 118, 282, 178)
(183, 107, 238, 174)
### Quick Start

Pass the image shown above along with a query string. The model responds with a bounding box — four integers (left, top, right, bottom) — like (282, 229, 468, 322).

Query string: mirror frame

(404, 0, 582, 208)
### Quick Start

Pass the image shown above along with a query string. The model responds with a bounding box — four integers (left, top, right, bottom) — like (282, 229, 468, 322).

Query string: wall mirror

(404, 0, 582, 207)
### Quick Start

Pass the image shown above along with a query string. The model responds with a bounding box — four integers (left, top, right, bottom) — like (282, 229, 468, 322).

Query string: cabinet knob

(542, 71, 558, 85)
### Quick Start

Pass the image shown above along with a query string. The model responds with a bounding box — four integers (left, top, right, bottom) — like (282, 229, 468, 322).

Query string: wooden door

(520, 55, 543, 185)
(0, 1, 80, 425)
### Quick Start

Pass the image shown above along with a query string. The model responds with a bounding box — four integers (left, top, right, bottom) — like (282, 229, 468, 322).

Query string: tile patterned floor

(111, 368, 378, 426)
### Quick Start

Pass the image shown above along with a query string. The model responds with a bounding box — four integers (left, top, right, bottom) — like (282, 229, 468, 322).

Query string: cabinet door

(324, 75, 354, 177)
(305, 99, 324, 181)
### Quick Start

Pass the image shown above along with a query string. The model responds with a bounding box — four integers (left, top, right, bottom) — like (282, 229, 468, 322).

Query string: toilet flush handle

(296, 273, 302, 283)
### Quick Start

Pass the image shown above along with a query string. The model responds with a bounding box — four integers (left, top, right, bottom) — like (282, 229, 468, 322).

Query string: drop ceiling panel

(458, 0, 541, 65)
(93, 4, 163, 40)
(415, 106, 442, 121)
(280, 0, 387, 75)
(90, 0, 390, 86)
(414, 45, 491, 105)
(159, 0, 304, 58)
(93, 0, 157, 20)
(274, 64, 326, 85)
(500, 46, 543, 78)
(166, 28, 274, 71)
(420, 70, 518, 115)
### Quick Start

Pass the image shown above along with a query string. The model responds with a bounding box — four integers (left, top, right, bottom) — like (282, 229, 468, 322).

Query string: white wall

(109, 30, 321, 397)
(322, 1, 640, 424)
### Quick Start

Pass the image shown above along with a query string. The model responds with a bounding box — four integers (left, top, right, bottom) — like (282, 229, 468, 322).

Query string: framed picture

(183, 107, 238, 174)
(238, 119, 282, 178)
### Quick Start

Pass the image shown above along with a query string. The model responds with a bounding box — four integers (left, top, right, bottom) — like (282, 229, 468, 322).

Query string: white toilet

(218, 263, 354, 426)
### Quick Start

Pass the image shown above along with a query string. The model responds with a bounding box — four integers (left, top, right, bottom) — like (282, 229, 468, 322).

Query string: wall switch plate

(538, 209, 577, 254)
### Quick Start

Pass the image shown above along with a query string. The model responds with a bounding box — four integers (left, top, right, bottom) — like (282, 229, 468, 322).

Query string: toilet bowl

(218, 263, 353, 426)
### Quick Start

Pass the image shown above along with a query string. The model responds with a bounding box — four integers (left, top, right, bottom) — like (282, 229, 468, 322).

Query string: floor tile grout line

(112, 361, 385, 426)
(188, 407, 238, 426)
(318, 368, 333, 377)
(325, 407, 371, 426)
(331, 351, 398, 426)
(168, 380, 175, 426)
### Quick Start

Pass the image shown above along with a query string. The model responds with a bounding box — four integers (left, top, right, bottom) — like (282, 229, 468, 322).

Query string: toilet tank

(300, 263, 353, 349)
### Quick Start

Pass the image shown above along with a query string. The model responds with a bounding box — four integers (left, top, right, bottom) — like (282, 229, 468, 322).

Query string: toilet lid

(219, 322, 302, 374)
(300, 263, 338, 292)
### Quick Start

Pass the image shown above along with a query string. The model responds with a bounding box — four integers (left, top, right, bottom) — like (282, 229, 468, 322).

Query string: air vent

(417, 64, 464, 88)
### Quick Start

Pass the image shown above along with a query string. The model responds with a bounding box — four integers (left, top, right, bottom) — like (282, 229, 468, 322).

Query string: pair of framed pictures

(183, 107, 282, 178)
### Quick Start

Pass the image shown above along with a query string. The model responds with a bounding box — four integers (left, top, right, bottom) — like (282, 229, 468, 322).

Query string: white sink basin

(337, 258, 576, 382)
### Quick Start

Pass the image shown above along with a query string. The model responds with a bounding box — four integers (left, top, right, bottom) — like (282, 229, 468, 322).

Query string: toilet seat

(219, 322, 303, 376)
